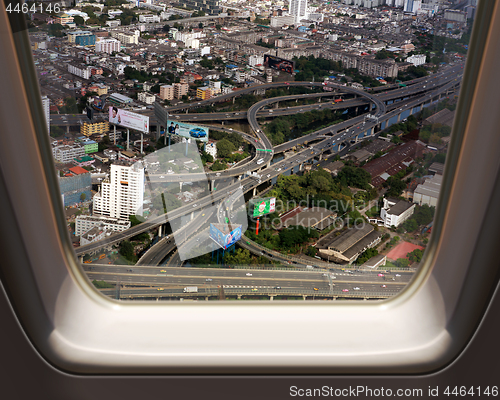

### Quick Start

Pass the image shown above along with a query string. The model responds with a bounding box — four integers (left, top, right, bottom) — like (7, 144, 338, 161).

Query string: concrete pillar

(80, 256, 83, 263)
(156, 124, 160, 141)
(190, 211, 194, 221)
(158, 225, 162, 237)
(319, 153, 323, 161)
(126, 129, 130, 151)
(140, 132, 144, 154)
(205, 296, 209, 301)
(274, 102, 279, 109)
(269, 296, 274, 301)
(302, 295, 307, 300)
(237, 295, 242, 299)
(179, 182, 183, 192)
(397, 113, 401, 122)
(66, 125, 69, 134)
(299, 163, 303, 171)
(253, 187, 256, 196)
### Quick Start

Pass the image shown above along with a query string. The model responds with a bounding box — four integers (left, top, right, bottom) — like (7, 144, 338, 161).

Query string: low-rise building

(75, 215, 131, 236)
(81, 121, 109, 137)
(138, 91, 156, 104)
(196, 87, 212, 100)
(68, 63, 91, 79)
(380, 197, 415, 228)
(53, 144, 86, 163)
(316, 223, 382, 264)
(67, 30, 95, 46)
(205, 141, 217, 158)
(80, 225, 107, 246)
(413, 174, 442, 207)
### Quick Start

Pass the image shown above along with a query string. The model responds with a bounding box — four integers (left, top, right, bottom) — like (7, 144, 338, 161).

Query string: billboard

(264, 54, 295, 74)
(109, 106, 149, 133)
(166, 119, 209, 143)
(251, 197, 276, 217)
(210, 223, 242, 250)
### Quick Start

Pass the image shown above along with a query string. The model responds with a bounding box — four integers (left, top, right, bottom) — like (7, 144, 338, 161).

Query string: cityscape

(26, 0, 474, 301)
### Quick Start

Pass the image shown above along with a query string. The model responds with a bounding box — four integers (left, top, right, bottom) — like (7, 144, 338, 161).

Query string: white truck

(183, 286, 198, 293)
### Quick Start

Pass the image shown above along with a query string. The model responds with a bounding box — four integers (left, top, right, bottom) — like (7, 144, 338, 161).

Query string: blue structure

(59, 172, 92, 206)
(75, 35, 96, 46)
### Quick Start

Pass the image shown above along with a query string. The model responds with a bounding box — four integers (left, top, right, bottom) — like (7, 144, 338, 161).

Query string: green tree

(211, 160, 227, 171)
(216, 138, 235, 158)
(407, 249, 424, 263)
(129, 215, 142, 227)
(119, 240, 136, 262)
(73, 15, 85, 26)
(80, 193, 86, 202)
(396, 258, 409, 268)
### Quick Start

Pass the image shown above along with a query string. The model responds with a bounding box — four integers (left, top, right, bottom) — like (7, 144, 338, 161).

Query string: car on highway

(246, 273, 253, 276)
(192, 203, 197, 207)
(378, 273, 384, 277)
(381, 285, 387, 288)
(189, 128, 207, 138)
(313, 287, 319, 291)
(160, 270, 166, 273)
(251, 288, 258, 291)
(160, 176, 164, 178)
(342, 289, 349, 292)
(353, 287, 360, 291)
(157, 288, 164, 291)
(395, 274, 401, 277)
(205, 278, 212, 282)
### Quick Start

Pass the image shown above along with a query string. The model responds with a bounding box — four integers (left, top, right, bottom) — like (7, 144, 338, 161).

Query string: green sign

(251, 197, 276, 217)
(257, 148, 273, 152)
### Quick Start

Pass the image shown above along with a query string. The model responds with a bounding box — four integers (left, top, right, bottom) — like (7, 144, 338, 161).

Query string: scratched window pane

(26, 0, 474, 301)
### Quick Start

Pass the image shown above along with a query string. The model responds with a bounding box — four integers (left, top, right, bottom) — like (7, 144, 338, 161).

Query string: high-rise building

(93, 161, 145, 220)
(95, 38, 121, 54)
(173, 82, 189, 99)
(404, 0, 422, 13)
(179, 0, 220, 15)
(289, 0, 308, 23)
(160, 85, 174, 100)
(41, 95, 50, 133)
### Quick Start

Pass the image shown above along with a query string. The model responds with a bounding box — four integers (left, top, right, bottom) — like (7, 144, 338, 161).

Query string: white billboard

(109, 106, 149, 133)
(166, 120, 209, 143)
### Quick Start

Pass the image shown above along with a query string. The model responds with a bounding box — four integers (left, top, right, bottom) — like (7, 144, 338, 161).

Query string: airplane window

(21, 2, 475, 303)
(3, 0, 500, 374)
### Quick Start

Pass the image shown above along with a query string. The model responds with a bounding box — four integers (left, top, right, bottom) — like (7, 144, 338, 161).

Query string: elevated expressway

(76, 70, 461, 259)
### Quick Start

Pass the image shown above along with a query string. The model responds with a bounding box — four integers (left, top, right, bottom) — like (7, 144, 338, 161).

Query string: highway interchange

(75, 64, 464, 299)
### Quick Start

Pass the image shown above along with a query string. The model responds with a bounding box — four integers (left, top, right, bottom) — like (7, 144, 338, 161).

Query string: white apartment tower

(41, 95, 50, 133)
(93, 162, 145, 220)
(289, 0, 308, 23)
(95, 38, 121, 54)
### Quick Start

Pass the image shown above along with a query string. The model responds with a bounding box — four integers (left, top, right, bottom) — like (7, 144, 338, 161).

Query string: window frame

(1, 1, 500, 374)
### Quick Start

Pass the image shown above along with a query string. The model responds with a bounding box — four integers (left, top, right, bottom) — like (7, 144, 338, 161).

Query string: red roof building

(362, 140, 425, 187)
(69, 166, 89, 175)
